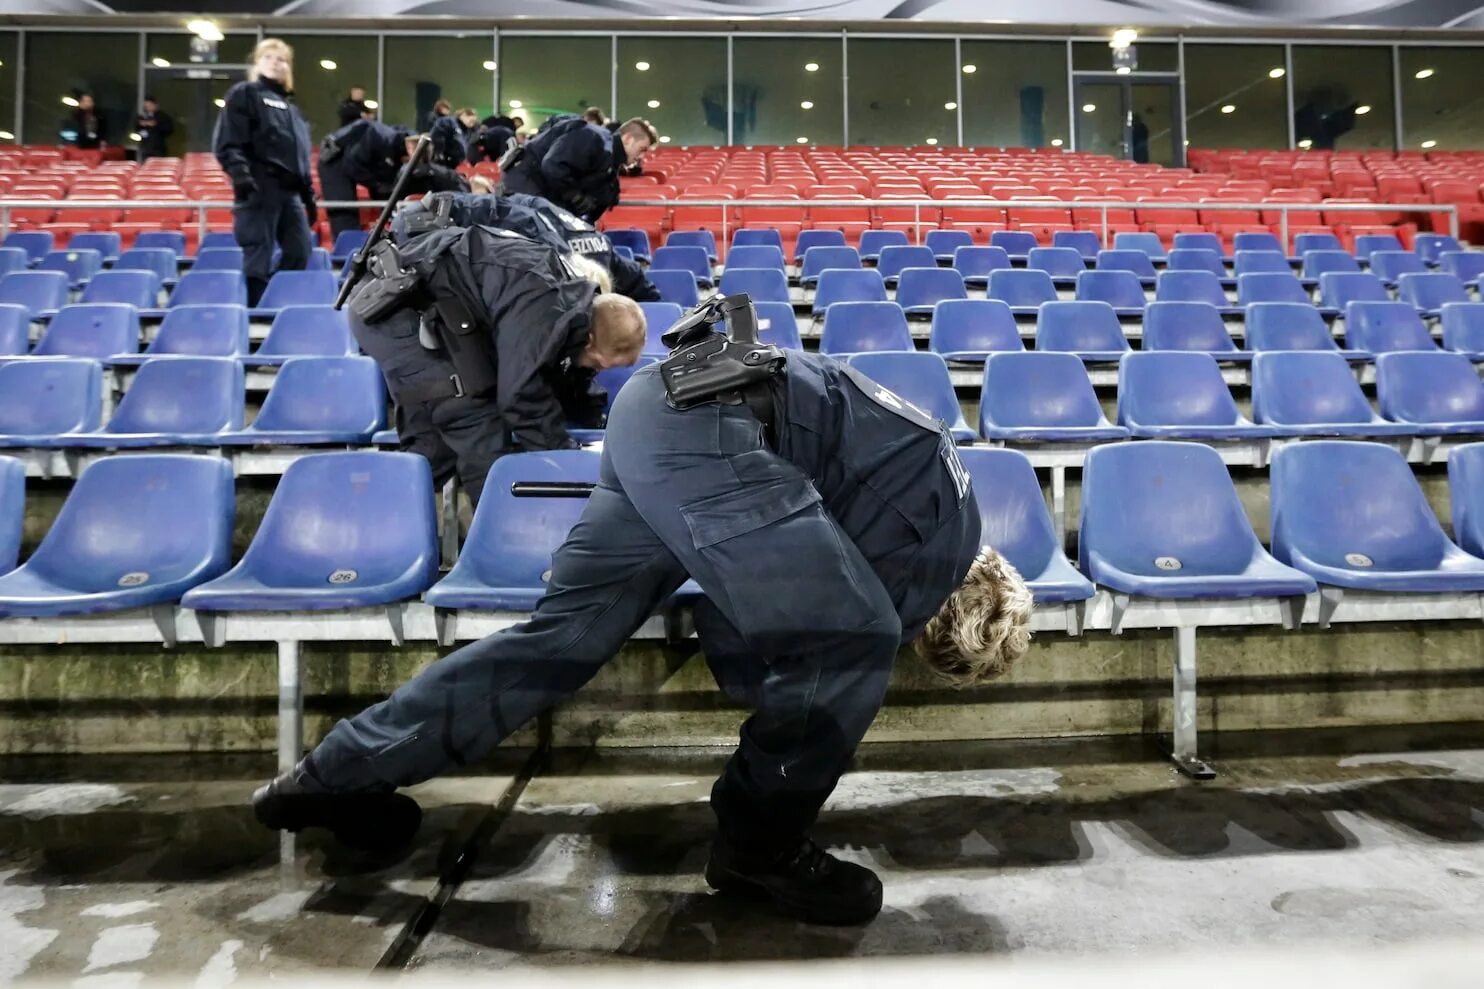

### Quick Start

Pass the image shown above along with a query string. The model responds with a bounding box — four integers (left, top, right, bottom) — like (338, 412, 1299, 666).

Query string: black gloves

(231, 173, 258, 202)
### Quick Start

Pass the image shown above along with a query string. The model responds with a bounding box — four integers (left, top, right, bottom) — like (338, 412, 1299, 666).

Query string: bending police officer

(499, 115, 657, 223)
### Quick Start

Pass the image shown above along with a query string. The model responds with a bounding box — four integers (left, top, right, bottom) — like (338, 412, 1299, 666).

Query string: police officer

(213, 38, 314, 307)
(337, 86, 369, 127)
(252, 294, 1034, 926)
(317, 118, 411, 243)
(466, 115, 518, 165)
(428, 107, 477, 168)
(499, 115, 657, 223)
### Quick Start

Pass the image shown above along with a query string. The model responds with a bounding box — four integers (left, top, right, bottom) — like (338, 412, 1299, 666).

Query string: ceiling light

(1115, 66, 1131, 75)
(635, 61, 650, 71)
(508, 99, 522, 108)
(925, 137, 939, 146)
(213, 98, 226, 108)
(1269, 67, 1286, 79)
(800, 100, 814, 109)
(1221, 104, 1236, 114)
(186, 19, 223, 42)
(61, 96, 78, 107)
(804, 62, 819, 72)
(1422, 140, 1438, 149)
(319, 59, 337, 70)
(1298, 139, 1313, 149)
(363, 99, 378, 109)
(962, 64, 976, 74)
(151, 57, 171, 68)
(647, 99, 660, 108)
(1355, 104, 1372, 115)
(944, 101, 957, 110)
(796, 136, 809, 144)
(129, 132, 142, 142)
(0, 131, 13, 141)
(1082, 103, 1096, 113)
(1415, 68, 1434, 79)
(1050, 138, 1064, 147)
(482, 60, 497, 71)
(659, 135, 671, 144)
(1111, 28, 1138, 48)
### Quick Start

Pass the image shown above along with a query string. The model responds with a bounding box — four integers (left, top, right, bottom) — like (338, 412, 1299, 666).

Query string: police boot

(704, 834, 883, 925)
(252, 772, 422, 853)
(246, 276, 269, 308)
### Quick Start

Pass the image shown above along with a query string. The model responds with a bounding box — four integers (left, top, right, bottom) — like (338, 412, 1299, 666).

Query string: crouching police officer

(252, 294, 1034, 927)
(345, 216, 646, 505)
(320, 120, 469, 243)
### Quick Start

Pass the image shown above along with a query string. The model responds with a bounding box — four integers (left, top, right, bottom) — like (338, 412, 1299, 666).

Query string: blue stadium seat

(0, 455, 234, 617)
(1244, 302, 1357, 355)
(896, 267, 966, 316)
(860, 230, 910, 262)
(425, 450, 599, 611)
(731, 229, 784, 253)
(304, 248, 332, 272)
(820, 300, 912, 355)
(1447, 443, 1484, 558)
(198, 232, 239, 253)
(725, 245, 785, 271)
(1117, 352, 1277, 439)
(792, 229, 846, 265)
(1251, 352, 1415, 437)
(69, 232, 120, 262)
(978, 352, 1127, 442)
(134, 231, 185, 258)
(1441, 302, 1484, 358)
(638, 301, 684, 356)
(990, 230, 1038, 260)
(0, 305, 28, 356)
(1319, 271, 1389, 312)
(1172, 232, 1223, 255)
(1112, 231, 1167, 262)
(1354, 233, 1404, 263)
(168, 270, 247, 308)
(1377, 351, 1484, 432)
(253, 270, 339, 315)
(1232, 232, 1285, 255)
(876, 244, 936, 285)
(613, 245, 634, 262)
(1271, 441, 1484, 592)
(926, 229, 972, 262)
(648, 268, 701, 308)
(330, 229, 370, 264)
(65, 357, 244, 448)
(30, 303, 139, 360)
(929, 298, 1022, 362)
(1369, 250, 1428, 287)
(194, 247, 244, 271)
(1440, 251, 1484, 288)
(846, 351, 976, 442)
(1154, 270, 1238, 314)
(0, 270, 68, 318)
(1053, 230, 1101, 261)
(108, 304, 249, 366)
(243, 306, 355, 366)
(1034, 300, 1129, 361)
(753, 301, 803, 350)
(0, 456, 19, 573)
(4, 231, 53, 264)
(1237, 272, 1312, 307)
(1080, 440, 1316, 599)
(987, 268, 1056, 316)
(79, 269, 162, 309)
(1027, 246, 1086, 283)
(1233, 250, 1294, 278)
(800, 245, 862, 288)
(1294, 232, 1344, 256)
(1343, 300, 1439, 354)
(0, 247, 28, 279)
(952, 245, 1012, 288)
(37, 248, 101, 287)
(665, 229, 717, 261)
(113, 248, 176, 286)
(1095, 249, 1157, 282)
(717, 266, 790, 304)
(215, 357, 385, 445)
(605, 229, 651, 263)
(1414, 233, 1463, 267)
(1143, 301, 1247, 358)
(1166, 248, 1226, 279)
(1302, 250, 1361, 280)
(182, 452, 437, 613)
(569, 358, 661, 444)
(812, 269, 887, 315)
(959, 447, 1094, 603)
(0, 359, 101, 446)
(651, 245, 714, 288)
(1398, 271, 1470, 317)
(1074, 269, 1147, 315)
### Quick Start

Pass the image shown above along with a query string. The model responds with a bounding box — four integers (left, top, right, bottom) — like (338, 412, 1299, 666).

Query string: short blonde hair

(570, 254, 612, 294)
(913, 546, 1033, 688)
(589, 294, 646, 363)
(249, 39, 294, 94)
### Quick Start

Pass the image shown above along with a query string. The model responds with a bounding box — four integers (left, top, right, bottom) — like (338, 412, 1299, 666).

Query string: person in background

(425, 98, 452, 131)
(499, 115, 657, 223)
(337, 86, 369, 127)
(212, 37, 314, 307)
(583, 107, 607, 126)
(428, 107, 479, 168)
(70, 94, 104, 150)
(468, 115, 518, 164)
(135, 96, 174, 161)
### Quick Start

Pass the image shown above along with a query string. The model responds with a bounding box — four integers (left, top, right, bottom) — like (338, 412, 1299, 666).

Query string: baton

(334, 133, 433, 310)
(511, 481, 597, 498)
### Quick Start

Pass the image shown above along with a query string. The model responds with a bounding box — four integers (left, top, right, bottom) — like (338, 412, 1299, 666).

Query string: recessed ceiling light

(659, 135, 671, 143)
(1269, 67, 1286, 79)
(151, 57, 170, 68)
(1115, 66, 1131, 75)
(1082, 103, 1096, 113)
(944, 101, 957, 110)
(962, 64, 976, 74)
(1415, 68, 1435, 79)
(1221, 104, 1236, 114)
(635, 61, 650, 71)
(1422, 139, 1438, 149)
(1050, 138, 1064, 147)
(319, 59, 337, 71)
(61, 96, 79, 107)
(508, 99, 522, 108)
(925, 137, 939, 146)
(0, 131, 13, 141)
(804, 62, 819, 72)
(363, 99, 378, 109)
(1298, 139, 1313, 149)
(1355, 104, 1372, 115)
(797, 136, 809, 144)
(482, 60, 497, 71)
(213, 98, 225, 108)
(647, 99, 660, 108)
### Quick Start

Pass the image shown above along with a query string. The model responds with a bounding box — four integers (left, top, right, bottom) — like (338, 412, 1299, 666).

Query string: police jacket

(213, 77, 312, 192)
(468, 117, 517, 164)
(504, 117, 623, 222)
(428, 115, 468, 167)
(336, 98, 366, 127)
(321, 119, 411, 191)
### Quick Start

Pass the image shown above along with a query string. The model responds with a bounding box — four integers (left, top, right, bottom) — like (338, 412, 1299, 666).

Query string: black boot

(252, 772, 422, 853)
(705, 834, 883, 925)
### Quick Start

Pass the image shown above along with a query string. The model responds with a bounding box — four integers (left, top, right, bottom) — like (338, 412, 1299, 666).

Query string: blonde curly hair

(913, 546, 1034, 688)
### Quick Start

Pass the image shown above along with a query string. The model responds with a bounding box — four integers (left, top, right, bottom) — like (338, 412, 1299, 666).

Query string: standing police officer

(499, 115, 657, 223)
(213, 38, 314, 307)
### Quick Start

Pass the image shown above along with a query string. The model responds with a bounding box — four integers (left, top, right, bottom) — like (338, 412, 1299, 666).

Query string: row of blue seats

(0, 245, 345, 289)
(0, 303, 356, 362)
(1, 229, 370, 266)
(0, 269, 339, 320)
(6, 438, 1484, 619)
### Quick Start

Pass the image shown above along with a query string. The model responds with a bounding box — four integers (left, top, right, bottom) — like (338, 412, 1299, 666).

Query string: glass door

(143, 65, 246, 155)
(1074, 75, 1184, 167)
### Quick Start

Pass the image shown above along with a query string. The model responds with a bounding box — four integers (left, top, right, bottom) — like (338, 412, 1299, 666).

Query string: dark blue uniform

(212, 76, 313, 306)
(500, 118, 624, 223)
(298, 352, 980, 857)
(428, 115, 469, 168)
(318, 120, 410, 243)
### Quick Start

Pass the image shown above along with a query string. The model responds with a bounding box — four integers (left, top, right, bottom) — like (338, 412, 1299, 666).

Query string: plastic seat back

(820, 301, 912, 354)
(1371, 250, 1428, 283)
(1052, 231, 1101, 260)
(0, 271, 68, 317)
(1233, 250, 1292, 277)
(753, 301, 803, 350)
(929, 299, 1021, 357)
(800, 246, 862, 284)
(990, 230, 1038, 257)
(37, 248, 102, 283)
(4, 231, 53, 263)
(1155, 270, 1230, 307)
(648, 268, 701, 307)
(256, 306, 354, 358)
(1377, 352, 1484, 424)
(1398, 272, 1470, 311)
(330, 230, 370, 263)
(193, 247, 244, 271)
(1117, 352, 1244, 427)
(1244, 302, 1341, 352)
(1233, 232, 1283, 255)
(0, 304, 29, 355)
(979, 352, 1110, 430)
(1034, 300, 1128, 355)
(1172, 232, 1222, 254)
(258, 270, 337, 309)
(896, 267, 966, 313)
(1441, 303, 1484, 354)
(792, 229, 846, 264)
(113, 248, 176, 285)
(1354, 234, 1404, 262)
(246, 357, 384, 435)
(169, 270, 246, 308)
(1237, 272, 1310, 306)
(875, 245, 936, 281)
(813, 269, 887, 315)
(1167, 249, 1225, 278)
(1251, 351, 1379, 426)
(1112, 231, 1167, 261)
(0, 359, 102, 436)
(1095, 249, 1157, 279)
(987, 268, 1057, 309)
(99, 357, 244, 436)
(926, 229, 972, 259)
(32, 304, 138, 359)
(1027, 247, 1085, 279)
(846, 351, 972, 435)
(1415, 234, 1463, 266)
(1301, 250, 1361, 279)
(665, 229, 718, 259)
(1294, 233, 1343, 256)
(638, 301, 685, 355)
(1075, 269, 1147, 309)
(731, 229, 784, 253)
(79, 270, 161, 308)
(0, 248, 28, 279)
(1344, 300, 1436, 353)
(958, 447, 1061, 578)
(952, 245, 1012, 282)
(859, 230, 911, 261)
(148, 304, 250, 357)
(134, 231, 185, 258)
(651, 245, 712, 282)
(725, 245, 785, 271)
(1143, 301, 1237, 353)
(0, 456, 20, 572)
(1447, 443, 1484, 557)
(717, 266, 789, 304)
(1320, 272, 1389, 310)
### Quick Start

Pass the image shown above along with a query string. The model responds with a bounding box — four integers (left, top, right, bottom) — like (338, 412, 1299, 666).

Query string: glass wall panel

(23, 31, 138, 145)
(1399, 46, 1484, 151)
(847, 38, 956, 147)
(616, 36, 727, 147)
(385, 35, 493, 132)
(961, 39, 1069, 148)
(1184, 43, 1288, 150)
(145, 71, 239, 156)
(732, 36, 842, 147)
(499, 36, 611, 133)
(0, 33, 16, 143)
(277, 34, 378, 142)
(1073, 41, 1177, 72)
(1291, 45, 1395, 151)
(146, 31, 258, 68)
